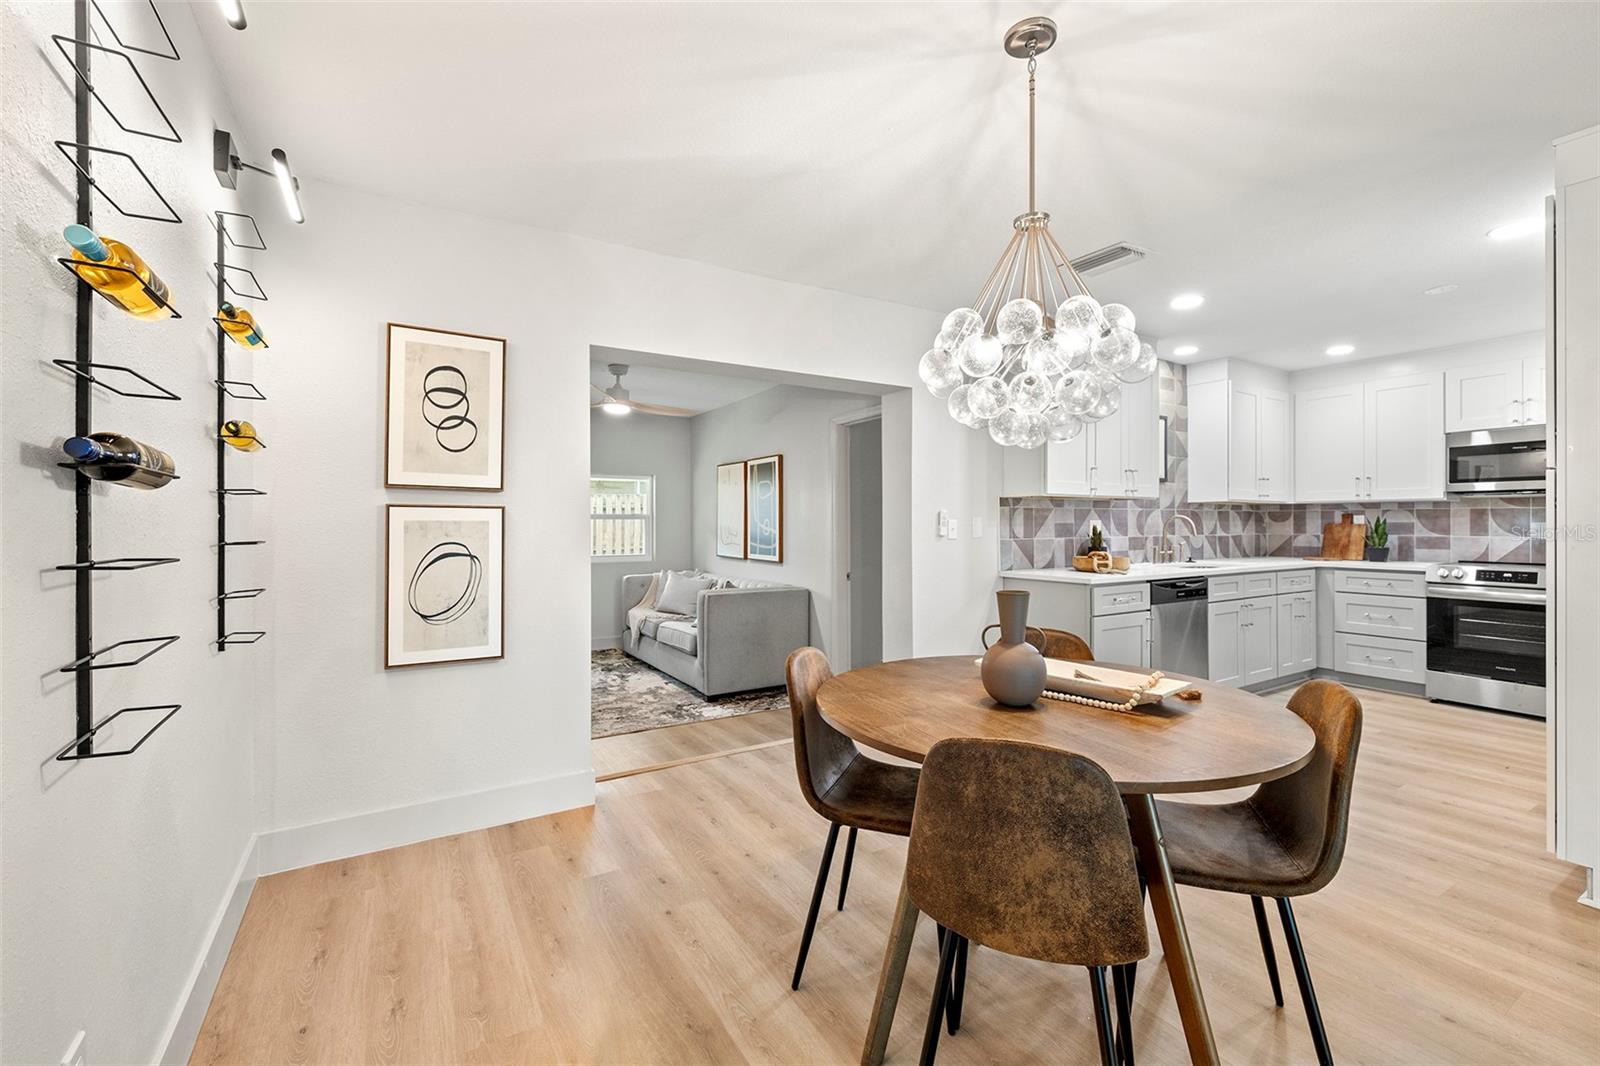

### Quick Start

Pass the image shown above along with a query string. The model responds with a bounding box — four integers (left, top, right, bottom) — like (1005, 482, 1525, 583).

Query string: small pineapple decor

(1364, 514, 1390, 562)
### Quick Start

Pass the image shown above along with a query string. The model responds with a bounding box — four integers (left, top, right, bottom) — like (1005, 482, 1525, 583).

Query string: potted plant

(1364, 515, 1390, 562)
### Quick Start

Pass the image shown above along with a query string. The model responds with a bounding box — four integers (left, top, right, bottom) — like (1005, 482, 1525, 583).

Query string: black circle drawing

(407, 540, 483, 626)
(422, 365, 479, 453)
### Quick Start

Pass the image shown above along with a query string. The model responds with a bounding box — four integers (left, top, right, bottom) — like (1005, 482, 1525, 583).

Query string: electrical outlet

(60, 1031, 86, 1066)
(948, 518, 960, 538)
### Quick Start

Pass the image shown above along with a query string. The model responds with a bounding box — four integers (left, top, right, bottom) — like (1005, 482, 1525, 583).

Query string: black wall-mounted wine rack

(54, 0, 183, 760)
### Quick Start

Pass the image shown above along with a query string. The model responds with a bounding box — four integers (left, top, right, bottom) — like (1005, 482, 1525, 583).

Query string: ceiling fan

(590, 363, 697, 417)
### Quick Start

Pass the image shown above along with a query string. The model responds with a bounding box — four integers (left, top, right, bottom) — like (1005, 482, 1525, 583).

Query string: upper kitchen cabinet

(1188, 359, 1294, 503)
(1445, 357, 1547, 430)
(1294, 372, 1445, 502)
(1001, 370, 1160, 499)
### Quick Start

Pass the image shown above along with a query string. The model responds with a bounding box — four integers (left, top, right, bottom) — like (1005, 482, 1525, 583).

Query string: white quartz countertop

(1002, 557, 1430, 586)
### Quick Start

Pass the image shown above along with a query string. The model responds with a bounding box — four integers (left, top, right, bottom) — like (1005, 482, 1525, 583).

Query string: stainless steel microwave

(1446, 426, 1546, 494)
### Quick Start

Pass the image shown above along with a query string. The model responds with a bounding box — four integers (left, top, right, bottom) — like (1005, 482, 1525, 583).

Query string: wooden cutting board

(1312, 514, 1366, 560)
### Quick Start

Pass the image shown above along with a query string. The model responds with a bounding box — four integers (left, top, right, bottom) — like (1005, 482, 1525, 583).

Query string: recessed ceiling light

(1169, 293, 1205, 311)
(1172, 344, 1199, 357)
(1423, 283, 1459, 296)
(1325, 344, 1355, 357)
(1486, 217, 1541, 241)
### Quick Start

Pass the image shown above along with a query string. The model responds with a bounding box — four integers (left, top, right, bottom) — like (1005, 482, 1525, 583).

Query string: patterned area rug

(591, 649, 788, 738)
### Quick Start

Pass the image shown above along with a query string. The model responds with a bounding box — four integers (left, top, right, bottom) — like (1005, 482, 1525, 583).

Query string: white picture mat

(715, 461, 746, 558)
(386, 325, 504, 489)
(386, 505, 504, 667)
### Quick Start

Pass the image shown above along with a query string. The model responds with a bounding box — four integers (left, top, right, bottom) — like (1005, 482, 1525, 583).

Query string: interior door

(1206, 599, 1243, 685)
(1258, 389, 1291, 501)
(1294, 384, 1365, 502)
(1121, 374, 1160, 499)
(1364, 372, 1445, 500)
(1445, 361, 1524, 431)
(1229, 386, 1260, 500)
(847, 419, 883, 669)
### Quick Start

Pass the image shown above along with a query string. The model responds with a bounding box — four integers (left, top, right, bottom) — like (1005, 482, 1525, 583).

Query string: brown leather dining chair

(1152, 679, 1363, 1066)
(981, 624, 1094, 661)
(785, 647, 921, 990)
(906, 737, 1148, 1066)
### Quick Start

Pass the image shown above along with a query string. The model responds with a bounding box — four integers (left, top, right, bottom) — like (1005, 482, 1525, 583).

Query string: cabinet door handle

(1354, 476, 1362, 498)
(1364, 654, 1396, 664)
(1511, 398, 1523, 424)
(1089, 465, 1097, 494)
(1366, 475, 1373, 497)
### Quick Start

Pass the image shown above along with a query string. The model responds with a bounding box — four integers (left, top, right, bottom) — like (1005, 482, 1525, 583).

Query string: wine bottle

(63, 225, 173, 320)
(221, 420, 264, 452)
(62, 433, 176, 489)
(217, 302, 267, 349)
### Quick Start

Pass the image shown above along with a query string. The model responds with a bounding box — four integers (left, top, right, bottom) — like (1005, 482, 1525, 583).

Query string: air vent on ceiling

(1069, 242, 1148, 277)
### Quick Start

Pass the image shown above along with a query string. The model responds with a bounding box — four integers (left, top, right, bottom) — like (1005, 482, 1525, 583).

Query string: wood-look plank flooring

(192, 689, 1599, 1065)
(591, 708, 790, 780)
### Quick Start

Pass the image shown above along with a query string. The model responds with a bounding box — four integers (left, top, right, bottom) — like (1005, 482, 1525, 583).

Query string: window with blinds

(590, 476, 654, 560)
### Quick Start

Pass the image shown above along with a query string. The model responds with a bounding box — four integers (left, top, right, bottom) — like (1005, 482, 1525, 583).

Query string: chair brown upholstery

(1153, 678, 1363, 1066)
(906, 738, 1148, 1066)
(981, 624, 1094, 661)
(785, 647, 919, 991)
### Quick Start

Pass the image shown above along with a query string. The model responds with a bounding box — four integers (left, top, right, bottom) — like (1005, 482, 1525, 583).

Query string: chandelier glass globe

(915, 15, 1155, 448)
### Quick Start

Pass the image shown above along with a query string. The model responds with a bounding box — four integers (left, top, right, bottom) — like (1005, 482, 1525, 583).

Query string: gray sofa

(620, 572, 810, 697)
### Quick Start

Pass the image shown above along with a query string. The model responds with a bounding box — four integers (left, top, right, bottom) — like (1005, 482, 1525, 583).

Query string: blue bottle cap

(63, 436, 102, 461)
(63, 224, 111, 262)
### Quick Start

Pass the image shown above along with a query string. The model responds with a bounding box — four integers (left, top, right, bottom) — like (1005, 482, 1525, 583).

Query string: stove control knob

(1436, 567, 1451, 579)
(1450, 567, 1466, 579)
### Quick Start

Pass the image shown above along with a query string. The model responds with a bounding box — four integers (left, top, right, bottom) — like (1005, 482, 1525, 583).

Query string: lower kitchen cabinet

(1091, 610, 1151, 668)
(1208, 597, 1278, 686)
(1277, 590, 1317, 675)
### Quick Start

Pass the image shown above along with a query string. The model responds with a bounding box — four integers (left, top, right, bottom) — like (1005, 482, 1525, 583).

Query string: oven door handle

(1426, 586, 1547, 605)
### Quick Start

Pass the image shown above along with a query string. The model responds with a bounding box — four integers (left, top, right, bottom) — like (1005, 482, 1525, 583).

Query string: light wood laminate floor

(591, 708, 790, 781)
(192, 689, 1599, 1065)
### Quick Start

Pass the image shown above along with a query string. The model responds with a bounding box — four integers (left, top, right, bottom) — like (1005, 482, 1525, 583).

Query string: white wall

(1287, 331, 1542, 391)
(590, 410, 692, 646)
(254, 174, 996, 854)
(689, 384, 879, 655)
(1, 4, 267, 1063)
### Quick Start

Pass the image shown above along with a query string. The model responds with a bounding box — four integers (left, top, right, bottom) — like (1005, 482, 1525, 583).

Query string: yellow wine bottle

(217, 302, 267, 349)
(221, 420, 264, 453)
(63, 225, 173, 320)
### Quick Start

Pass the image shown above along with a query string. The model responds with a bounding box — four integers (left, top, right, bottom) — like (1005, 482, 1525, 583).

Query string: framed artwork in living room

(746, 454, 783, 563)
(715, 460, 747, 559)
(385, 504, 505, 668)
(385, 323, 505, 490)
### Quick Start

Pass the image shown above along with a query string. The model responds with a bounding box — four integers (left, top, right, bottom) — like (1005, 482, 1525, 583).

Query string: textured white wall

(689, 384, 880, 654)
(590, 410, 693, 644)
(1, 4, 268, 1063)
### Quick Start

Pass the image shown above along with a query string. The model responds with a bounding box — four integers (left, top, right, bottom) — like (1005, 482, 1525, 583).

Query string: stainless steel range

(1426, 562, 1546, 717)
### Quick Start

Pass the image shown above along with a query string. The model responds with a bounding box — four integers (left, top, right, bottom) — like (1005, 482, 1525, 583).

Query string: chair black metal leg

(946, 935, 968, 1034)
(791, 822, 841, 990)
(919, 928, 961, 1066)
(837, 826, 859, 910)
(1252, 895, 1285, 1007)
(1111, 963, 1135, 1066)
(1088, 966, 1117, 1066)
(1276, 897, 1334, 1066)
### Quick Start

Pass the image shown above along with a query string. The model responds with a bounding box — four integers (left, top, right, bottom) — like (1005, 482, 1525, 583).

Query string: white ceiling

(588, 357, 774, 415)
(200, 2, 1598, 370)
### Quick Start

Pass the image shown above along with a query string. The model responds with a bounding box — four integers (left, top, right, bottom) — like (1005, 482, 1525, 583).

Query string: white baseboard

(255, 769, 596, 876)
(592, 635, 623, 650)
(158, 833, 260, 1065)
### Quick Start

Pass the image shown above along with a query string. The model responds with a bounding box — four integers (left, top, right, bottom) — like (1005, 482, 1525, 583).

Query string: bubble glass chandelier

(918, 16, 1155, 449)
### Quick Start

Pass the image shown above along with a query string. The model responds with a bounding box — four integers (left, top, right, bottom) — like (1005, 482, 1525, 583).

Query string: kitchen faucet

(1159, 513, 1201, 563)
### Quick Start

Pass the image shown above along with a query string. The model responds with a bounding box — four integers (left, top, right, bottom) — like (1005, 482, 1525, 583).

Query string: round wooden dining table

(819, 656, 1317, 1066)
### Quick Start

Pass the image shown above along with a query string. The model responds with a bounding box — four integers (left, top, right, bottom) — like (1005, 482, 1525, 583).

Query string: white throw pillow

(657, 571, 715, 617)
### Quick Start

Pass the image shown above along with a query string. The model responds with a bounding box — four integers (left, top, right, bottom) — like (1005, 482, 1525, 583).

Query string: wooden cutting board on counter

(1312, 514, 1366, 560)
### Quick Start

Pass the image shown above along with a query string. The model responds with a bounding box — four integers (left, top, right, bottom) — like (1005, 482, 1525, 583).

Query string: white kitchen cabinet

(1294, 374, 1444, 502)
(1091, 610, 1151, 668)
(1276, 590, 1317, 675)
(1208, 596, 1278, 685)
(1445, 359, 1547, 431)
(998, 372, 1159, 500)
(1293, 383, 1366, 502)
(1188, 363, 1293, 503)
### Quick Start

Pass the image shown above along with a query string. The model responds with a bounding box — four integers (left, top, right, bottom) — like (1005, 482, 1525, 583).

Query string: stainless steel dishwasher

(1151, 577, 1209, 678)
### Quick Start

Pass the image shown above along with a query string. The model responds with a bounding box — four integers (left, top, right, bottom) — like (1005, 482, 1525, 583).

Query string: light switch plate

(948, 518, 960, 538)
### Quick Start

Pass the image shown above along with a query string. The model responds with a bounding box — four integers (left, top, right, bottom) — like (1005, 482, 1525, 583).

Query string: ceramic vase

(982, 589, 1047, 708)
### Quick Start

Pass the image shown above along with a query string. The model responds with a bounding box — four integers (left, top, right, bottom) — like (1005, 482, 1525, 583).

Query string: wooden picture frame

(745, 454, 783, 563)
(385, 323, 506, 490)
(385, 503, 505, 668)
(715, 460, 747, 559)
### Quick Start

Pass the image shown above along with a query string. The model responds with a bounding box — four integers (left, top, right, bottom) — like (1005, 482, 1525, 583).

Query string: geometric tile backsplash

(999, 362, 1545, 570)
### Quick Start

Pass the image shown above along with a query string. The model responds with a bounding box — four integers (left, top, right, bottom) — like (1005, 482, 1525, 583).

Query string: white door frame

(829, 405, 882, 672)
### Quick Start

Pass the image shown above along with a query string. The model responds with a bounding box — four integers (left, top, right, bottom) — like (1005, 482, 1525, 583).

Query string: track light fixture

(213, 129, 304, 223)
